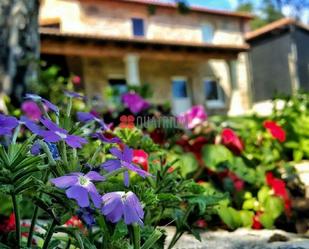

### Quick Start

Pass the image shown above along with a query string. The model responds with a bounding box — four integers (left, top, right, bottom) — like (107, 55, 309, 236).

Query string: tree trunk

(0, 0, 39, 109)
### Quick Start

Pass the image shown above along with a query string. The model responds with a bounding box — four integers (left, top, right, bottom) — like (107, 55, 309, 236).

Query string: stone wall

(40, 0, 246, 45)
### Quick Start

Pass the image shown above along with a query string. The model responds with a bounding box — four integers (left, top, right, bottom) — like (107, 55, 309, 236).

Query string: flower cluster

(0, 93, 149, 228)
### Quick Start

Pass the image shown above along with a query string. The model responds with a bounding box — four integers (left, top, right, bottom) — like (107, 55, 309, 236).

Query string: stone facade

(40, 0, 252, 115)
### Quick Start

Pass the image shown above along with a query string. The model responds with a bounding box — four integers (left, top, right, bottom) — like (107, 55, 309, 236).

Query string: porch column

(227, 59, 246, 116)
(124, 54, 140, 86)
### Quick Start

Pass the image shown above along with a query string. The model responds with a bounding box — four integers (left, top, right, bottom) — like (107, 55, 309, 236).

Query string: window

(108, 77, 128, 97)
(172, 78, 188, 98)
(204, 79, 224, 108)
(201, 23, 214, 43)
(132, 18, 145, 37)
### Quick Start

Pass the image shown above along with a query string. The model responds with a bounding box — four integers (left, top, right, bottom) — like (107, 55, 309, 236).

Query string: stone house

(39, 0, 253, 115)
(246, 18, 309, 103)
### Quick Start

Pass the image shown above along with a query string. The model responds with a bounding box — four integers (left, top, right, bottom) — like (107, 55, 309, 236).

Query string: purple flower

(177, 105, 207, 129)
(93, 132, 121, 144)
(40, 118, 87, 148)
(77, 207, 96, 227)
(21, 101, 42, 121)
(0, 114, 19, 136)
(121, 93, 150, 114)
(101, 191, 144, 225)
(50, 171, 104, 208)
(101, 146, 150, 187)
(25, 94, 59, 115)
(19, 116, 42, 135)
(77, 112, 108, 130)
(64, 90, 86, 100)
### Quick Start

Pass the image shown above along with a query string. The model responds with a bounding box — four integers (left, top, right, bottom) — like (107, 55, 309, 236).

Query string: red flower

(65, 216, 84, 230)
(132, 149, 149, 172)
(263, 120, 286, 142)
(234, 180, 245, 191)
(252, 212, 263, 230)
(266, 172, 291, 215)
(221, 128, 244, 155)
(0, 213, 16, 234)
(72, 76, 81, 85)
(195, 219, 208, 229)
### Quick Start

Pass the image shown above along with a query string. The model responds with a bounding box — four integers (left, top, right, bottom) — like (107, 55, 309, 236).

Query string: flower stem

(12, 124, 21, 144)
(38, 102, 51, 120)
(60, 141, 68, 169)
(27, 170, 50, 247)
(11, 193, 21, 248)
(132, 224, 141, 249)
(42, 219, 57, 249)
(66, 97, 73, 117)
(90, 144, 102, 165)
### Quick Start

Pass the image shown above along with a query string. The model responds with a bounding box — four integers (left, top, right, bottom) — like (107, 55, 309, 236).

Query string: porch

(40, 28, 250, 115)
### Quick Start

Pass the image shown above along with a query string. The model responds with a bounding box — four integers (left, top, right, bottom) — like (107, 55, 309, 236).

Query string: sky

(162, 0, 309, 23)
(162, 0, 239, 10)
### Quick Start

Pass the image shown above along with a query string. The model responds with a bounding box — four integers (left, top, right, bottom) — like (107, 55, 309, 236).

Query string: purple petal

(101, 159, 121, 172)
(105, 202, 123, 223)
(123, 146, 133, 162)
(102, 192, 123, 223)
(109, 147, 123, 159)
(77, 112, 95, 123)
(64, 90, 85, 99)
(39, 131, 62, 143)
(42, 99, 59, 114)
(20, 116, 42, 134)
(93, 133, 121, 144)
(31, 141, 41, 155)
(50, 175, 78, 188)
(65, 135, 87, 148)
(85, 171, 105, 182)
(40, 118, 67, 134)
(0, 114, 19, 135)
(66, 185, 90, 207)
(87, 182, 102, 208)
(127, 192, 144, 218)
(124, 171, 130, 187)
(122, 161, 151, 178)
(123, 193, 144, 225)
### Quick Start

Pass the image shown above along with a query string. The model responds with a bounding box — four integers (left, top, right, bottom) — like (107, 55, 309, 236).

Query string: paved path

(165, 228, 309, 249)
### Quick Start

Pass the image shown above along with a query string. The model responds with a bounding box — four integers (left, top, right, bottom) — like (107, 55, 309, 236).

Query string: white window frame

(201, 22, 214, 43)
(204, 77, 225, 109)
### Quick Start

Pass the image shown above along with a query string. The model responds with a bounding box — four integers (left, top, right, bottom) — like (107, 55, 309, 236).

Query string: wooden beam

(40, 39, 239, 61)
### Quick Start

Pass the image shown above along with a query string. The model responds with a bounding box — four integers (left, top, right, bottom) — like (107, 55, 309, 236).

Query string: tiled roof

(245, 18, 309, 41)
(79, 0, 253, 19)
(40, 28, 249, 52)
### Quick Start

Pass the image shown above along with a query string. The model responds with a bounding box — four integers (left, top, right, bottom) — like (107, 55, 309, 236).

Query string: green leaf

(257, 186, 271, 205)
(217, 206, 242, 230)
(239, 210, 254, 227)
(242, 198, 256, 210)
(201, 145, 233, 171)
(174, 153, 199, 177)
(293, 149, 304, 162)
(112, 221, 128, 240)
(264, 196, 284, 220)
(259, 212, 275, 229)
